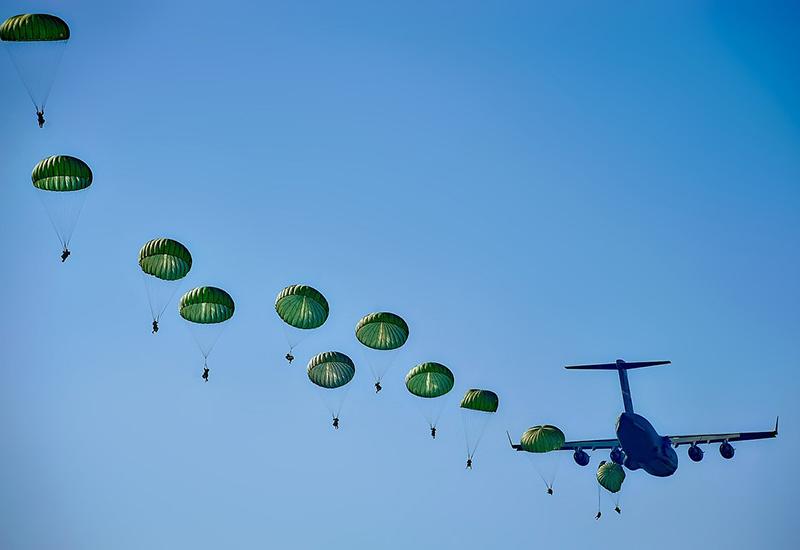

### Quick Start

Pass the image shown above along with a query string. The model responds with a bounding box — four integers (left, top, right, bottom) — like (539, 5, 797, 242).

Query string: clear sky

(1, 1, 798, 548)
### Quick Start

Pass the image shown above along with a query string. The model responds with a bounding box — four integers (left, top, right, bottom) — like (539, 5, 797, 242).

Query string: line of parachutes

(5, 11, 628, 514)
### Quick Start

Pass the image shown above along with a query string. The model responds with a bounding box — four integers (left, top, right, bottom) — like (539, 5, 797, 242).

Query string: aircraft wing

(667, 418, 778, 447)
(559, 438, 619, 451)
(506, 432, 619, 451)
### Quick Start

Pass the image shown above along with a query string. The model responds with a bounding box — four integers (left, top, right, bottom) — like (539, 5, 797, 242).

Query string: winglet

(507, 431, 523, 451)
(774, 416, 779, 435)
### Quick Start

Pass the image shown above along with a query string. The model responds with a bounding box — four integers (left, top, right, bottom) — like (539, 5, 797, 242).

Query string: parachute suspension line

(604, 485, 622, 514)
(535, 468, 551, 492)
(4, 41, 67, 110)
(5, 46, 38, 109)
(367, 360, 380, 385)
(188, 324, 225, 363)
(36, 191, 67, 250)
(62, 194, 87, 249)
(469, 418, 491, 459)
(461, 412, 490, 460)
(36, 187, 89, 253)
(141, 272, 158, 321)
(461, 412, 472, 458)
(430, 395, 450, 430)
(548, 455, 562, 491)
(37, 43, 66, 110)
(363, 348, 401, 386)
(156, 285, 180, 321)
(281, 323, 307, 354)
(333, 383, 353, 418)
(597, 484, 602, 520)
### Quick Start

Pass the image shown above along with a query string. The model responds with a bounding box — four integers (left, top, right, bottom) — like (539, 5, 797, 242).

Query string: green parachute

(275, 284, 329, 363)
(356, 312, 409, 350)
(139, 238, 192, 332)
(0, 14, 69, 41)
(179, 286, 234, 378)
(356, 311, 409, 391)
(31, 155, 92, 261)
(406, 362, 455, 438)
(406, 362, 455, 398)
(460, 389, 499, 413)
(460, 389, 499, 468)
(1, 14, 70, 124)
(597, 460, 625, 493)
(307, 351, 356, 429)
(521, 425, 566, 494)
(520, 425, 565, 453)
(307, 351, 355, 389)
(139, 238, 192, 281)
(180, 286, 235, 324)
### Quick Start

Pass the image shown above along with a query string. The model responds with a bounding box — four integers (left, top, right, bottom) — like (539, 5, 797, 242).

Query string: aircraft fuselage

(616, 412, 678, 477)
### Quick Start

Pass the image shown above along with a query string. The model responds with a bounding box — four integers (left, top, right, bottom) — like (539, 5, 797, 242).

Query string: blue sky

(1, 1, 798, 548)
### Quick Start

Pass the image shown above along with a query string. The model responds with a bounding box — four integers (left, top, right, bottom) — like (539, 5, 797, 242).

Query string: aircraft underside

(616, 412, 678, 477)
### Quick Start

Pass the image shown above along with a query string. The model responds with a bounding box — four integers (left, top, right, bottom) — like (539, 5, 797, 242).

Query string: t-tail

(564, 359, 670, 414)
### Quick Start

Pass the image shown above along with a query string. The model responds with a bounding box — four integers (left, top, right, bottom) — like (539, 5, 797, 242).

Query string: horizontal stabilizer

(565, 359, 670, 370)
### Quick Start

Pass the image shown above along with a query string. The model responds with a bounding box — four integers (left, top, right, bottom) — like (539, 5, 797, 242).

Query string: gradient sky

(1, 1, 798, 549)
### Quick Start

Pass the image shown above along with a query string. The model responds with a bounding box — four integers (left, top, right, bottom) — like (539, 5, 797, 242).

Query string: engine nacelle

(610, 447, 625, 465)
(688, 444, 704, 462)
(573, 448, 590, 466)
(719, 441, 735, 459)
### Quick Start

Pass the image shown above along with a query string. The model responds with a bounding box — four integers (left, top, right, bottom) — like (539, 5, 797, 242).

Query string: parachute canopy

(520, 425, 565, 453)
(356, 312, 409, 350)
(405, 362, 455, 398)
(139, 238, 192, 281)
(32, 155, 92, 192)
(307, 351, 355, 389)
(275, 284, 329, 330)
(597, 461, 626, 493)
(0, 14, 69, 42)
(460, 389, 499, 413)
(179, 286, 234, 324)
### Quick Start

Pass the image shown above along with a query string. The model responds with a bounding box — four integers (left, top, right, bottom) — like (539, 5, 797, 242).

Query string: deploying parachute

(179, 286, 234, 381)
(31, 155, 92, 261)
(356, 312, 409, 393)
(460, 389, 499, 469)
(1, 14, 70, 126)
(275, 284, 329, 364)
(307, 351, 355, 429)
(521, 425, 566, 494)
(405, 362, 455, 438)
(596, 460, 626, 516)
(597, 460, 625, 493)
(139, 238, 192, 333)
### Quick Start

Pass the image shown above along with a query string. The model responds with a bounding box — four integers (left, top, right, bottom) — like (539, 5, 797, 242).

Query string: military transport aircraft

(509, 360, 778, 476)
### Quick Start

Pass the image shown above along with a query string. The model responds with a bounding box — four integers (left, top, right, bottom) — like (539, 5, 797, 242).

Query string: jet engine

(573, 448, 590, 466)
(688, 444, 704, 462)
(610, 447, 625, 465)
(719, 441, 735, 459)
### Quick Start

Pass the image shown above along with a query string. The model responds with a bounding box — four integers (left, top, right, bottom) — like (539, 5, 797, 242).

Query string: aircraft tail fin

(564, 359, 670, 414)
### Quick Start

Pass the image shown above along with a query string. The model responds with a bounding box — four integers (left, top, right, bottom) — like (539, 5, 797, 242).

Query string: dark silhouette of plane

(509, 359, 777, 477)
